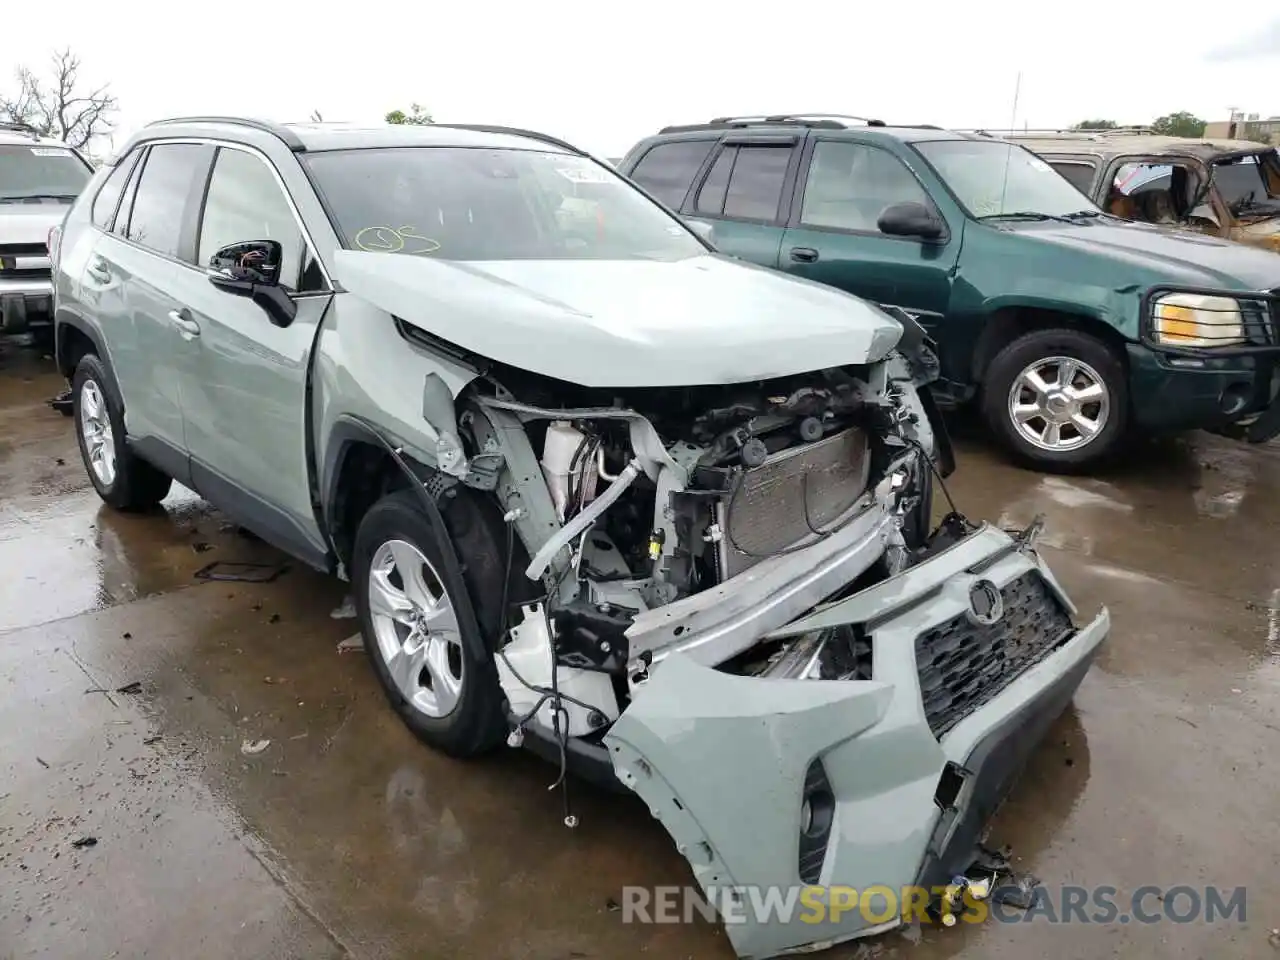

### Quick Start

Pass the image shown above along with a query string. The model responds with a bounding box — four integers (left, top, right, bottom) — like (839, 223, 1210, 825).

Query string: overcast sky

(8, 2, 1280, 157)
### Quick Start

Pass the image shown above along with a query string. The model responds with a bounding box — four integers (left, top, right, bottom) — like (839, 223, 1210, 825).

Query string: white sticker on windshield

(1027, 157, 1051, 172)
(30, 147, 74, 158)
(556, 166, 612, 184)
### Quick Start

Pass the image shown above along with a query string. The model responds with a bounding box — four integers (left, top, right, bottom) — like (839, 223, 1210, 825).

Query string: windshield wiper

(0, 193, 79, 203)
(977, 211, 1075, 224)
(1062, 209, 1103, 220)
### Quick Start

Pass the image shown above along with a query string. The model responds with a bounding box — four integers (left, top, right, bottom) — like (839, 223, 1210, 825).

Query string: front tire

(72, 354, 172, 510)
(352, 488, 509, 758)
(981, 328, 1128, 472)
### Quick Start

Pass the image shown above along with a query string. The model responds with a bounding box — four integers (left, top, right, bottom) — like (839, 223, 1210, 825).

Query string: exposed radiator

(715, 425, 870, 580)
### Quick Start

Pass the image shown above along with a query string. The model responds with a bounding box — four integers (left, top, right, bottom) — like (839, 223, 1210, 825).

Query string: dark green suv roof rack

(658, 114, 943, 134)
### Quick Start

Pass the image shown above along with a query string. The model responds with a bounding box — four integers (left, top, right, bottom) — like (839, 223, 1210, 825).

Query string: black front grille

(915, 572, 1073, 738)
(1244, 295, 1279, 346)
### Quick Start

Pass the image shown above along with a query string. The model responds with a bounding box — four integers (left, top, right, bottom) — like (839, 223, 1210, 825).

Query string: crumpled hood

(333, 250, 903, 387)
(1015, 221, 1280, 290)
(0, 201, 68, 247)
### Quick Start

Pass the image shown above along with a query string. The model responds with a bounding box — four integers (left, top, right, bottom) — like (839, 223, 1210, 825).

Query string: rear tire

(981, 328, 1128, 473)
(352, 488, 509, 758)
(72, 354, 172, 510)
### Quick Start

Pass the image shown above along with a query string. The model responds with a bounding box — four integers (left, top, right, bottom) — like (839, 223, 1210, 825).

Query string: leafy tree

(0, 48, 116, 150)
(1150, 112, 1207, 138)
(1071, 120, 1117, 130)
(385, 103, 433, 125)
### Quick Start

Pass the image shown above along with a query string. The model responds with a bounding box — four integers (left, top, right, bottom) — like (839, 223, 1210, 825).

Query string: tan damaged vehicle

(1000, 129, 1280, 253)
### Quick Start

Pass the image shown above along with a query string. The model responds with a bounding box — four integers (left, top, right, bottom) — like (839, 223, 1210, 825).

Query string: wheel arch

(971, 305, 1130, 385)
(55, 315, 122, 403)
(322, 418, 419, 574)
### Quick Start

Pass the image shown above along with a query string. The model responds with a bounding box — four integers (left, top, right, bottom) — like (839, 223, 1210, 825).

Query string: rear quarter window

(1048, 160, 1098, 195)
(91, 150, 141, 228)
(628, 140, 714, 208)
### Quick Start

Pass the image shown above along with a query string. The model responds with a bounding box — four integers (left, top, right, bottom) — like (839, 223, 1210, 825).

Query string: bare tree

(0, 49, 117, 150)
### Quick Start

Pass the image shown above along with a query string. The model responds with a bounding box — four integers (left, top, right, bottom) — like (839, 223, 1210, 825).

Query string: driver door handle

(167, 309, 201, 340)
(790, 246, 819, 263)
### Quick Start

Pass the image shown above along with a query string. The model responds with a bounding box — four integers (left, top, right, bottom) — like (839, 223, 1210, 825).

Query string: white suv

(0, 122, 94, 340)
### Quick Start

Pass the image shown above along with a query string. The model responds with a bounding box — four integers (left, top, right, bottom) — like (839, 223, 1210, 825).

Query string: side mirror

(877, 202, 946, 242)
(685, 219, 716, 249)
(208, 240, 297, 328)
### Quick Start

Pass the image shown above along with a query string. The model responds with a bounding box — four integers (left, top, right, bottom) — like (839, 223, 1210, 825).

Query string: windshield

(0, 143, 92, 201)
(1211, 151, 1280, 216)
(303, 147, 706, 261)
(913, 139, 1101, 219)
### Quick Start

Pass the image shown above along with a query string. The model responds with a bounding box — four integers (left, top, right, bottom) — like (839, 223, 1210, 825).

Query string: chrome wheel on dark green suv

(982, 328, 1128, 471)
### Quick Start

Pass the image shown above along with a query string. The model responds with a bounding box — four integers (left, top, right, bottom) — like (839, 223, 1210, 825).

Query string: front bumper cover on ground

(605, 524, 1108, 960)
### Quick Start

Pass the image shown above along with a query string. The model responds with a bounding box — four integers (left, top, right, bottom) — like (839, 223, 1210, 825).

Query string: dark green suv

(618, 114, 1280, 470)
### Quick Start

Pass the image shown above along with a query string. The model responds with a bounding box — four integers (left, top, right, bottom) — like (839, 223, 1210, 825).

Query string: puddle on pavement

(0, 351, 290, 633)
(948, 433, 1280, 608)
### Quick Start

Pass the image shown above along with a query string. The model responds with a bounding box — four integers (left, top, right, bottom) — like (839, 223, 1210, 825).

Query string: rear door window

(694, 143, 793, 222)
(122, 143, 209, 260)
(694, 147, 735, 215)
(628, 140, 714, 208)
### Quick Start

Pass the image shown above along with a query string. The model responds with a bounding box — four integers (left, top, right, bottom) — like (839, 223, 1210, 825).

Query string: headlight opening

(1151, 292, 1247, 347)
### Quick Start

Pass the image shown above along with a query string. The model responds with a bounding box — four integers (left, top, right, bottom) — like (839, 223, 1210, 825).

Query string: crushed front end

(437, 318, 1106, 960)
(606, 522, 1106, 958)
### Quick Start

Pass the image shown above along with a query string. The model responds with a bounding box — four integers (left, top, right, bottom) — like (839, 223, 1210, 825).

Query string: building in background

(1205, 112, 1280, 145)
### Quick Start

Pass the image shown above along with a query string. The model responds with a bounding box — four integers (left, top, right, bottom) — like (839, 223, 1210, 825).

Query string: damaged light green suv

(52, 116, 1107, 959)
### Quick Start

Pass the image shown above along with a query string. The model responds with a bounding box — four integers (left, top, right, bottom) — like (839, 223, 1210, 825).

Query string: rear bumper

(0, 280, 54, 333)
(606, 523, 1107, 959)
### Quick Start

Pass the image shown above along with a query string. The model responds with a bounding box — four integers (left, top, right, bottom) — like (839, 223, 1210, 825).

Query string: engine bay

(441, 343, 950, 753)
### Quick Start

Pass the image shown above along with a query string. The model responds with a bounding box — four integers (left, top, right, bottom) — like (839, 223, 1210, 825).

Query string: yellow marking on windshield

(354, 225, 441, 255)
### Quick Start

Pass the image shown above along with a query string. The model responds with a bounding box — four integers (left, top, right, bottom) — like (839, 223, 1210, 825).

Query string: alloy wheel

(366, 539, 465, 717)
(1007, 355, 1110, 452)
(79, 379, 117, 487)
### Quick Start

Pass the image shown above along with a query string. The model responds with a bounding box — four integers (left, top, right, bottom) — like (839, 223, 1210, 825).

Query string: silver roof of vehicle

(0, 128, 73, 148)
(135, 117, 575, 155)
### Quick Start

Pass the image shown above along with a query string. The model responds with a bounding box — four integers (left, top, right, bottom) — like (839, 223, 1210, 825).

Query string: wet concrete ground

(2, 342, 1277, 960)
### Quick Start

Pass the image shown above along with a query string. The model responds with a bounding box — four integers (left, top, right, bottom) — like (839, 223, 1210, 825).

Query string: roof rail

(145, 116, 307, 151)
(966, 126, 1156, 139)
(654, 113, 950, 136)
(429, 123, 586, 156)
(756, 113, 887, 126)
